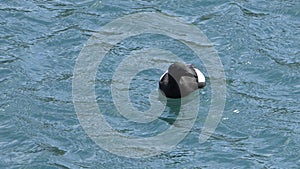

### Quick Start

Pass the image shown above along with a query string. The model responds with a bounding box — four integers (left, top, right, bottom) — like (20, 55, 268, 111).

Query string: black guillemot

(159, 62, 206, 98)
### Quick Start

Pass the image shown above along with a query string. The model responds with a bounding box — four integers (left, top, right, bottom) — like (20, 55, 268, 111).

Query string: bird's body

(159, 62, 206, 98)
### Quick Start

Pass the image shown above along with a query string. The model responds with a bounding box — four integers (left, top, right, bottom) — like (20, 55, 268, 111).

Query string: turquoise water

(1, 0, 299, 168)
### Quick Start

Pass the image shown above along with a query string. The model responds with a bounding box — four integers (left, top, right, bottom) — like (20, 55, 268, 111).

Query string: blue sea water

(0, 0, 299, 168)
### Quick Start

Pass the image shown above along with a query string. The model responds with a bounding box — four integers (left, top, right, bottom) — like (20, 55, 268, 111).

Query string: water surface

(0, 0, 299, 168)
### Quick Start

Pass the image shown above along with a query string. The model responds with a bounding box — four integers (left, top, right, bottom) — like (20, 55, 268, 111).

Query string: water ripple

(1, 0, 299, 168)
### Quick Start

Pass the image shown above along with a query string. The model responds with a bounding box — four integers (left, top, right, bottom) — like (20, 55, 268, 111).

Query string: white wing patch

(159, 71, 168, 81)
(194, 68, 205, 83)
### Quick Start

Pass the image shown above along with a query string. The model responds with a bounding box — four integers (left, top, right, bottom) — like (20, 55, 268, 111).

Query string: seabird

(159, 62, 206, 98)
